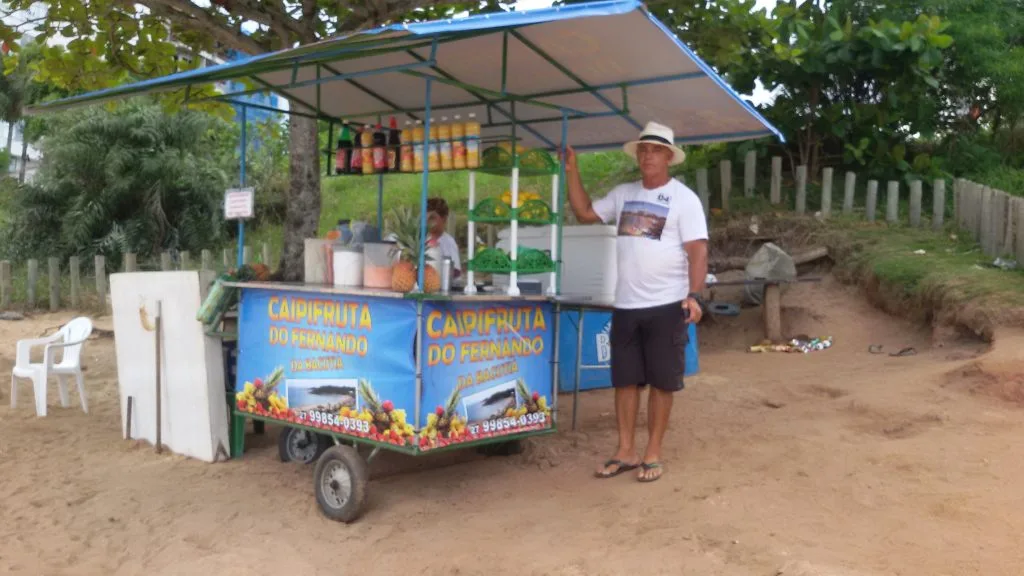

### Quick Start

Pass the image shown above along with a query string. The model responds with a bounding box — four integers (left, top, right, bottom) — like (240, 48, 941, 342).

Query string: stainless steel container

(440, 257, 452, 294)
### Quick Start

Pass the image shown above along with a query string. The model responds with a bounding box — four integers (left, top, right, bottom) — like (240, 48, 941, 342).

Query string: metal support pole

(417, 78, 433, 292)
(465, 171, 478, 294)
(557, 111, 568, 296)
(550, 302, 561, 426)
(571, 307, 584, 431)
(377, 172, 384, 234)
(414, 300, 423, 430)
(237, 106, 247, 269)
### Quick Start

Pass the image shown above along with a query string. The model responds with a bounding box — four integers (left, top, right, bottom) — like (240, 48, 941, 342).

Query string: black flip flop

(890, 347, 917, 357)
(637, 462, 663, 483)
(594, 459, 639, 479)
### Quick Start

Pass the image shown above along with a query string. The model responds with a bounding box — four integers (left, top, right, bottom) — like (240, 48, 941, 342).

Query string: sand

(2, 277, 1023, 575)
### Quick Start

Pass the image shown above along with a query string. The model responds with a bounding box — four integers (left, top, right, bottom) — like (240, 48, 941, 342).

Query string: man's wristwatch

(686, 292, 705, 309)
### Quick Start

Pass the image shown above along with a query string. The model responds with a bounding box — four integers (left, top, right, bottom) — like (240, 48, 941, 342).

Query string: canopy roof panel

(28, 0, 783, 150)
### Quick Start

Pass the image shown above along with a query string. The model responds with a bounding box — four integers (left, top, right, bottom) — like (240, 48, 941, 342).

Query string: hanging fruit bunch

(419, 388, 468, 450)
(236, 367, 292, 418)
(358, 379, 415, 446)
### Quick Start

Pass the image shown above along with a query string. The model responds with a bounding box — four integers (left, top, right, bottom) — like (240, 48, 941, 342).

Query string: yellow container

(439, 119, 453, 171)
(465, 113, 481, 169)
(400, 126, 414, 173)
(428, 123, 441, 172)
(360, 125, 374, 175)
(452, 117, 466, 170)
(412, 122, 425, 172)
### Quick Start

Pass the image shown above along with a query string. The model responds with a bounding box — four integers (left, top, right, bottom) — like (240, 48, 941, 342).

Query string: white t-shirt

(592, 178, 708, 309)
(434, 232, 462, 274)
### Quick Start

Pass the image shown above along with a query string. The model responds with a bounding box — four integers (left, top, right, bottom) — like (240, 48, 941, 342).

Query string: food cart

(29, 0, 782, 523)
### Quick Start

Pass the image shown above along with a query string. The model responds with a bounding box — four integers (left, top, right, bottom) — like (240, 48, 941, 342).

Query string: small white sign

(224, 187, 255, 220)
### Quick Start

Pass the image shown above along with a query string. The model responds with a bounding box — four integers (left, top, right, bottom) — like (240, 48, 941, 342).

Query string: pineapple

(387, 206, 441, 293)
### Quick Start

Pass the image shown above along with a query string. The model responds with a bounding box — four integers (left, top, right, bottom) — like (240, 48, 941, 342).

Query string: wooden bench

(707, 276, 823, 342)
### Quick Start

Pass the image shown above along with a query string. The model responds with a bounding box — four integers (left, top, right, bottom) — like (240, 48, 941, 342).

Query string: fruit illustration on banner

(235, 366, 295, 419)
(358, 379, 415, 446)
(419, 387, 468, 450)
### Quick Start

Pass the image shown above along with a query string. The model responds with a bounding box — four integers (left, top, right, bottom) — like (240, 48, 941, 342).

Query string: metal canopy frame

(26, 0, 785, 273)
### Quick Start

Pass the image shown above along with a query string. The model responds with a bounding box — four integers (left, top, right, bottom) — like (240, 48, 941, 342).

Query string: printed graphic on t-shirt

(617, 201, 669, 240)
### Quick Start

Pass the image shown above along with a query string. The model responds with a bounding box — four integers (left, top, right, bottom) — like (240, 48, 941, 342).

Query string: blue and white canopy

(29, 0, 782, 150)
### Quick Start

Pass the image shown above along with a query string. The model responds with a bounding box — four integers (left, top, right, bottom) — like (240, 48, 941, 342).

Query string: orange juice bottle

(465, 113, 481, 169)
(452, 115, 466, 170)
(360, 124, 374, 175)
(428, 121, 441, 172)
(412, 121, 425, 172)
(400, 121, 414, 173)
(438, 118, 453, 171)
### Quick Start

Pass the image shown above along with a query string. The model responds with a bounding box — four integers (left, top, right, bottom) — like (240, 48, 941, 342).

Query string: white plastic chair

(11, 317, 93, 417)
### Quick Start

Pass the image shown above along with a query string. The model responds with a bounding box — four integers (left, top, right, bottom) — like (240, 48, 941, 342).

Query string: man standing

(564, 121, 708, 483)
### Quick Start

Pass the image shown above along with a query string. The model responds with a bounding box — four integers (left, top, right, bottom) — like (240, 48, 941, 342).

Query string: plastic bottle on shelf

(372, 122, 388, 173)
(452, 115, 466, 170)
(465, 113, 481, 169)
(438, 117, 453, 171)
(400, 121, 414, 173)
(428, 120, 441, 172)
(387, 116, 401, 172)
(361, 125, 375, 175)
(412, 120, 425, 172)
(350, 125, 364, 174)
(335, 124, 352, 174)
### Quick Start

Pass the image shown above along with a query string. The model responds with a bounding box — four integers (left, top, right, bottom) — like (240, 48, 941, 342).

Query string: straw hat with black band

(623, 121, 687, 166)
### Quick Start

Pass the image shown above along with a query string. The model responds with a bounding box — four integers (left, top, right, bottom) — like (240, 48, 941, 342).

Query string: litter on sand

(749, 336, 833, 354)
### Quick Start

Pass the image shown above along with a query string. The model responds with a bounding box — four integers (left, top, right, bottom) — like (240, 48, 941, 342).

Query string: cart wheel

(477, 439, 524, 457)
(278, 427, 328, 464)
(313, 445, 368, 523)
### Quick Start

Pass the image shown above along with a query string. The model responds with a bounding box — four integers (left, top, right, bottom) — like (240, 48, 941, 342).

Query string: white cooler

(495, 225, 617, 304)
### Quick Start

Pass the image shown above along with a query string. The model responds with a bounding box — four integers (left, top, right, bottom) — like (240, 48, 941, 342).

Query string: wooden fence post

(180, 251, 191, 271)
(843, 171, 856, 215)
(932, 180, 946, 231)
(719, 160, 732, 211)
(48, 257, 60, 311)
(243, 245, 252, 265)
(821, 167, 834, 218)
(865, 180, 878, 223)
(993, 191, 1008, 256)
(909, 180, 922, 227)
(885, 181, 899, 223)
(0, 261, 9, 308)
(1003, 193, 1015, 257)
(223, 249, 230, 268)
(160, 252, 172, 271)
(95, 255, 107, 311)
(795, 165, 807, 214)
(262, 243, 271, 267)
(70, 256, 80, 308)
(1016, 198, 1024, 267)
(770, 157, 782, 205)
(696, 168, 709, 216)
(124, 252, 137, 272)
(201, 249, 213, 271)
(980, 187, 994, 255)
(743, 150, 756, 198)
(27, 259, 38, 308)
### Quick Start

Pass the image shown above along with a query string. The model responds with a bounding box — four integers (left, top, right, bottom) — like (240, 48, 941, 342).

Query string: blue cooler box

(557, 309, 699, 392)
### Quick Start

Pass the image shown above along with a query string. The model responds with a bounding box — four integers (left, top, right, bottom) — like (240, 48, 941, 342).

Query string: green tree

(0, 0, 502, 280)
(0, 100, 233, 264)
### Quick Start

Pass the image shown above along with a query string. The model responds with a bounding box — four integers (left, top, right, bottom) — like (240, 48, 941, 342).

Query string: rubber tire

(478, 439, 524, 457)
(313, 445, 369, 523)
(278, 427, 328, 464)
